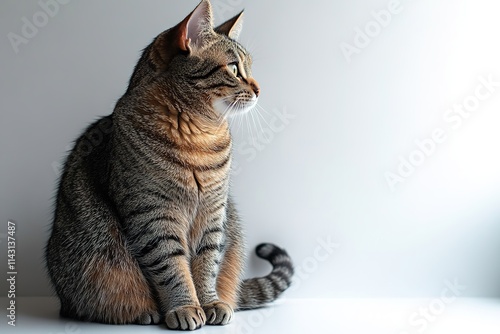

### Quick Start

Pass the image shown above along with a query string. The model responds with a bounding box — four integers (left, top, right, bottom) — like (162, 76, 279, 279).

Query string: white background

(1, 0, 500, 299)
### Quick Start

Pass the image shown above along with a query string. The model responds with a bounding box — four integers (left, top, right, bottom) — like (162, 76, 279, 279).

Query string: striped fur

(238, 244, 294, 310)
(45, 0, 293, 330)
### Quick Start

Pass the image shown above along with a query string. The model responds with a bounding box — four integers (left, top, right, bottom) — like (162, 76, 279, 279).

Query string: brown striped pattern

(45, 0, 293, 330)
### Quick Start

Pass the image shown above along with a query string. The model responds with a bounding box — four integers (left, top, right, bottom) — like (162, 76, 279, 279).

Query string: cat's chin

(212, 98, 257, 117)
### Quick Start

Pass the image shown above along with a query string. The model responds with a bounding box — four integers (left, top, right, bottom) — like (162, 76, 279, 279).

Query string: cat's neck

(159, 105, 230, 147)
(119, 93, 231, 152)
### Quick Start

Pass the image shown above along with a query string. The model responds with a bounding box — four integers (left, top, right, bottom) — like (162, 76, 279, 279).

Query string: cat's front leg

(124, 209, 206, 330)
(190, 213, 233, 326)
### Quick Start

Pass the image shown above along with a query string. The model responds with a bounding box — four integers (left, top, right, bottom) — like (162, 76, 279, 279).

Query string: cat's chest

(170, 138, 232, 195)
(183, 162, 231, 196)
(152, 115, 233, 196)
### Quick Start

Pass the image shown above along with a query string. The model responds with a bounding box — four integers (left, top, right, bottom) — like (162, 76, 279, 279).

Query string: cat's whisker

(234, 106, 245, 135)
(252, 107, 266, 140)
(255, 102, 274, 118)
(216, 96, 239, 121)
(216, 99, 238, 130)
(249, 107, 260, 142)
(231, 101, 249, 136)
(220, 101, 234, 120)
(245, 108, 257, 148)
(227, 105, 239, 129)
(242, 36, 259, 61)
(254, 104, 272, 130)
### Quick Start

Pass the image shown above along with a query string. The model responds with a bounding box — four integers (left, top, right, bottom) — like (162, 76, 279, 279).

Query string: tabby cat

(45, 0, 293, 330)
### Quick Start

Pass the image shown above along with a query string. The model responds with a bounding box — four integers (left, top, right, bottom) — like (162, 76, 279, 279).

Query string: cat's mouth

(213, 96, 258, 117)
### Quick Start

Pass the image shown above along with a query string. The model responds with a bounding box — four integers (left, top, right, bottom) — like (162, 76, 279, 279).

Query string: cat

(45, 0, 293, 330)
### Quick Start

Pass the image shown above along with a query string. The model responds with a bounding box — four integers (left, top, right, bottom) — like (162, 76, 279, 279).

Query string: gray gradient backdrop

(1, 0, 500, 298)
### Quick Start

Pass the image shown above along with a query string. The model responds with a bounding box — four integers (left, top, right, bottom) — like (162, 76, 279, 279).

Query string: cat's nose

(247, 78, 260, 98)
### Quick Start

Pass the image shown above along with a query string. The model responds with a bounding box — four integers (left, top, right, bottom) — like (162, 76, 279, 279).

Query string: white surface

(1, 297, 500, 333)
(2, 0, 500, 299)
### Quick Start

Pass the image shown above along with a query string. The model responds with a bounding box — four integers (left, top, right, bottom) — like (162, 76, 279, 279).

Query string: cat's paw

(165, 305, 206, 331)
(135, 310, 161, 325)
(202, 301, 234, 326)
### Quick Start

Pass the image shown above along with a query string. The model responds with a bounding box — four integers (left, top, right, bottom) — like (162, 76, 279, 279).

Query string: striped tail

(237, 243, 294, 310)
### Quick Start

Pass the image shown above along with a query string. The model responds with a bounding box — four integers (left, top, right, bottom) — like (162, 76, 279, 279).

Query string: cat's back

(62, 115, 113, 185)
(53, 115, 115, 230)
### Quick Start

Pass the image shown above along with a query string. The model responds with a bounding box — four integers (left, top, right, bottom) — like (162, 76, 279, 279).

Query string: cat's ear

(215, 11, 244, 40)
(176, 0, 215, 52)
(146, 1, 214, 69)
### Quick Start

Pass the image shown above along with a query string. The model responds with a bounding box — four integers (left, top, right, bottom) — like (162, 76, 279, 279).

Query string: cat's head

(128, 0, 259, 121)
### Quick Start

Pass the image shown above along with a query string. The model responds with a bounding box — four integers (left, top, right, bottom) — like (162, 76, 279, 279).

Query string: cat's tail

(237, 243, 294, 310)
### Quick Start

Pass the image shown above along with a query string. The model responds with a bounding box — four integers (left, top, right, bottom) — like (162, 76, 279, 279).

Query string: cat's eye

(228, 63, 239, 77)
